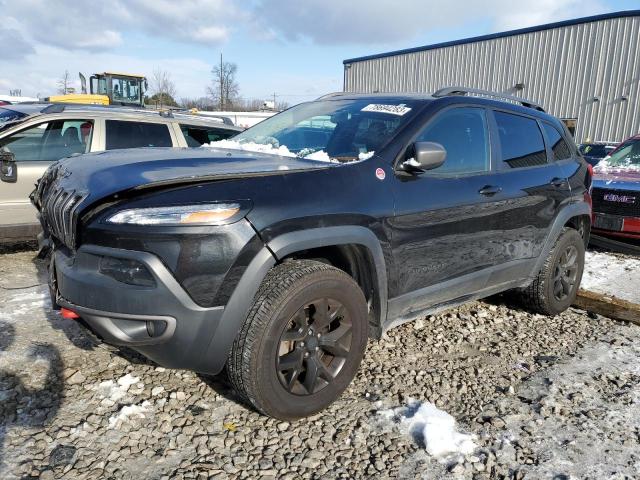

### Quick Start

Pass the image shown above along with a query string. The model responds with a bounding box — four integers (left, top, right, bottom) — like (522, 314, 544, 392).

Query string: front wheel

(518, 227, 585, 316)
(226, 260, 369, 420)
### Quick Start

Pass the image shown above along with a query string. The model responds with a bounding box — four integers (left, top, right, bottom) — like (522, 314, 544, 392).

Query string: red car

(591, 134, 640, 239)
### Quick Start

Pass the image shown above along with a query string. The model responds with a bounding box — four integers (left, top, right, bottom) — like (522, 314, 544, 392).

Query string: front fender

(203, 226, 388, 374)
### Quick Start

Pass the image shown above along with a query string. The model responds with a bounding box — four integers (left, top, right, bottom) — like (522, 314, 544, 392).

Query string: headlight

(106, 203, 242, 226)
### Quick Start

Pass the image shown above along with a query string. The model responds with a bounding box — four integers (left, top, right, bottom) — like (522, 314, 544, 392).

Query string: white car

(0, 103, 241, 242)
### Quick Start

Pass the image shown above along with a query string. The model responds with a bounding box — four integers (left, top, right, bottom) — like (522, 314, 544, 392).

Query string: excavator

(46, 72, 148, 107)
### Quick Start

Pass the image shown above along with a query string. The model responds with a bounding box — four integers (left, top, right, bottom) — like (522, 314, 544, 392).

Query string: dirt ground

(0, 248, 638, 480)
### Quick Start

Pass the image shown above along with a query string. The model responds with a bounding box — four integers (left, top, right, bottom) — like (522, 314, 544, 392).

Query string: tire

(519, 227, 585, 316)
(226, 260, 369, 420)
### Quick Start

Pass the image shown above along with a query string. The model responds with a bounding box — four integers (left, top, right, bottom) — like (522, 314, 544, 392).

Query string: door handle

(550, 177, 567, 187)
(478, 185, 502, 196)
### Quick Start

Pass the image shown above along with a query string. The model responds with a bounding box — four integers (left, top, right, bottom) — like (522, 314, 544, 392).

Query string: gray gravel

(1, 249, 638, 479)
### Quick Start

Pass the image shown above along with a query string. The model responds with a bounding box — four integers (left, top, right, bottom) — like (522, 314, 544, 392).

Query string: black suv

(33, 88, 592, 419)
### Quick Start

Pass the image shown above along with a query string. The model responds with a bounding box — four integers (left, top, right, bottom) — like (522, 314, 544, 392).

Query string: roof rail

(316, 92, 347, 100)
(432, 86, 545, 112)
(42, 104, 66, 114)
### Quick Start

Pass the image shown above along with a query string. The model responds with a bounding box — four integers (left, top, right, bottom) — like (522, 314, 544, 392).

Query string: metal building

(343, 11, 640, 142)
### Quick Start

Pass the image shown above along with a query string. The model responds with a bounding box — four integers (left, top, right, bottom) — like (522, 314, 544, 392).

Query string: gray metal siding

(344, 16, 640, 142)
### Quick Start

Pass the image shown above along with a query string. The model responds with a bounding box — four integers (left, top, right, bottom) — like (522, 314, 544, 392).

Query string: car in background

(0, 103, 241, 243)
(591, 134, 640, 239)
(578, 141, 618, 166)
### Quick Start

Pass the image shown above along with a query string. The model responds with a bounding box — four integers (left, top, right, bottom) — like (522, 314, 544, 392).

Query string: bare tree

(180, 97, 216, 110)
(150, 68, 177, 109)
(57, 70, 72, 95)
(208, 54, 239, 110)
(9, 89, 21, 97)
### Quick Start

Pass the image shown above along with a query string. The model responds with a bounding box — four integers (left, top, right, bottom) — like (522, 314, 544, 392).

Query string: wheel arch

(203, 226, 389, 374)
(528, 201, 591, 281)
(267, 226, 389, 339)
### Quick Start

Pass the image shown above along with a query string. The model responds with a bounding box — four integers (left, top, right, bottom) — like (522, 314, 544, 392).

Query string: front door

(388, 106, 506, 320)
(0, 119, 94, 226)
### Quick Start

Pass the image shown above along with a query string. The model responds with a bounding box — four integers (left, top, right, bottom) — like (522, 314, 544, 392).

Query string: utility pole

(273, 92, 277, 110)
(220, 52, 224, 111)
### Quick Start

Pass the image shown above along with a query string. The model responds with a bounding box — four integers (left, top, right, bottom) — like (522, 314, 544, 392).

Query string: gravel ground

(0, 249, 639, 480)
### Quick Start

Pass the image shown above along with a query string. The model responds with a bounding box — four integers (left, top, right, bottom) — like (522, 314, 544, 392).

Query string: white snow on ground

(93, 374, 141, 403)
(5, 290, 50, 315)
(7, 291, 48, 303)
(582, 251, 640, 304)
(108, 401, 151, 429)
(379, 400, 477, 460)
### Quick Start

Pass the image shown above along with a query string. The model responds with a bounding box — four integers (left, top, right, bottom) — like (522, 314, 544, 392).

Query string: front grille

(592, 187, 640, 217)
(43, 187, 86, 249)
(34, 164, 87, 250)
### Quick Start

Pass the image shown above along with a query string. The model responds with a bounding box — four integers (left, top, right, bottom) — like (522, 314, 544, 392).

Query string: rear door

(104, 120, 175, 150)
(485, 110, 570, 275)
(0, 118, 95, 225)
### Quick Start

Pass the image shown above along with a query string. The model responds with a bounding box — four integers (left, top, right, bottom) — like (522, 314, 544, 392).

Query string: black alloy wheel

(552, 244, 579, 301)
(276, 298, 352, 395)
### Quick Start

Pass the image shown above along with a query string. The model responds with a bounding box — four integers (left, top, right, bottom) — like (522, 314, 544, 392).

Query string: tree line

(53, 58, 288, 112)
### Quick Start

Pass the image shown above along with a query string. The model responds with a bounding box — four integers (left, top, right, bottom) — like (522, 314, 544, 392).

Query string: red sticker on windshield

(375, 168, 386, 180)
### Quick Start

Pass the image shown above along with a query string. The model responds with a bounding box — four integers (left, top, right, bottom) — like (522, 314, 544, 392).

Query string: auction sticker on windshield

(361, 104, 412, 116)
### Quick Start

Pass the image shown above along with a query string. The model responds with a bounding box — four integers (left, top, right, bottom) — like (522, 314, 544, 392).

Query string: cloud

(0, 27, 35, 61)
(253, 0, 609, 45)
(0, 0, 239, 52)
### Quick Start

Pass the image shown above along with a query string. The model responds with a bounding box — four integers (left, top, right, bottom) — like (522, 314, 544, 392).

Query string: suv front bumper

(52, 244, 226, 373)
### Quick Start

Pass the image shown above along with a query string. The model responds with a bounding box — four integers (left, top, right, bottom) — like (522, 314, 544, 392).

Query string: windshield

(0, 108, 27, 131)
(217, 98, 421, 162)
(598, 139, 640, 171)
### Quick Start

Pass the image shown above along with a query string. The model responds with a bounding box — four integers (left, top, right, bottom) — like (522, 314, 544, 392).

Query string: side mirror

(401, 142, 447, 173)
(0, 149, 17, 183)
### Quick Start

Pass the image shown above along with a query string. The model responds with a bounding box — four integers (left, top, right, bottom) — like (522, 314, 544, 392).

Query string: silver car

(0, 103, 241, 242)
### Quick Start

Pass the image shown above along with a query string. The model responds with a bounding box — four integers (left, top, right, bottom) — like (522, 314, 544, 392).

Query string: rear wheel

(226, 260, 369, 420)
(519, 227, 585, 315)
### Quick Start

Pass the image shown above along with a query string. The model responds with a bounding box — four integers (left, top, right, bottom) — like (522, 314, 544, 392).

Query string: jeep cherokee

(33, 88, 592, 419)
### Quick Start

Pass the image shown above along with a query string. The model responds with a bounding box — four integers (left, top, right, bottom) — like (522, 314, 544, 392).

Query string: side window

(0, 120, 93, 161)
(0, 123, 49, 161)
(542, 123, 573, 161)
(105, 121, 173, 150)
(415, 107, 490, 174)
(180, 124, 236, 147)
(494, 111, 547, 168)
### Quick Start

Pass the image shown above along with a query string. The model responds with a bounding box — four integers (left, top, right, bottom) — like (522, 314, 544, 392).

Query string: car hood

(33, 147, 335, 209)
(593, 168, 640, 191)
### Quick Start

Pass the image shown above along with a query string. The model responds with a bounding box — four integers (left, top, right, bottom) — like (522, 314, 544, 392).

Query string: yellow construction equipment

(47, 72, 148, 107)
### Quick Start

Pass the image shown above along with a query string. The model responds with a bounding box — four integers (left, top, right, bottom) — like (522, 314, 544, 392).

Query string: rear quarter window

(105, 120, 173, 150)
(542, 123, 573, 161)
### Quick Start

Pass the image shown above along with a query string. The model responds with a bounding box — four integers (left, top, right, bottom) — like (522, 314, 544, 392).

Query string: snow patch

(595, 156, 640, 173)
(379, 401, 477, 460)
(304, 150, 332, 162)
(94, 374, 141, 402)
(204, 139, 372, 164)
(582, 251, 640, 304)
(8, 291, 48, 303)
(108, 401, 151, 429)
(205, 139, 297, 158)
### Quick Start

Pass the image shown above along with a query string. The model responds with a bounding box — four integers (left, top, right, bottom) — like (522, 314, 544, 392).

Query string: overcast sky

(1, 0, 638, 104)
